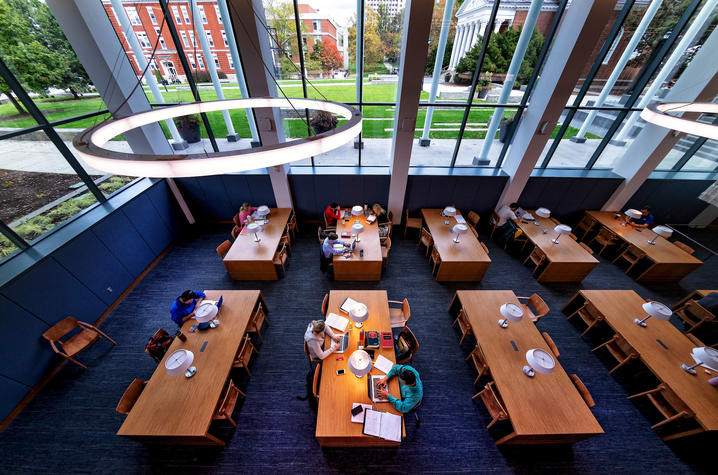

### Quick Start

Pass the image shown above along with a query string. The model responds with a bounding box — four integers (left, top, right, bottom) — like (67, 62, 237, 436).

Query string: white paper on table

(351, 403, 373, 423)
(366, 215, 377, 223)
(454, 215, 466, 224)
(325, 312, 349, 332)
(339, 297, 361, 314)
(374, 355, 394, 374)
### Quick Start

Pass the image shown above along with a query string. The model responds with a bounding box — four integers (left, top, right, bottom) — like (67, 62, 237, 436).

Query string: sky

(300, 0, 358, 28)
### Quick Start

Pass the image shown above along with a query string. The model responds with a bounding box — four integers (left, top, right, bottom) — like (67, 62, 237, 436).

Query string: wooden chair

(304, 340, 320, 369)
(541, 332, 560, 358)
(489, 211, 501, 238)
(674, 300, 715, 333)
(589, 227, 621, 256)
(685, 333, 705, 347)
(279, 231, 292, 254)
(231, 225, 241, 240)
(382, 237, 391, 269)
(317, 226, 327, 244)
(313, 363, 321, 401)
(145, 328, 172, 363)
(575, 214, 597, 240)
(628, 384, 693, 430)
(570, 374, 595, 408)
(287, 213, 298, 239)
(516, 294, 549, 323)
(466, 343, 490, 384)
(430, 246, 442, 276)
(273, 243, 289, 277)
(523, 246, 546, 276)
(42, 317, 117, 369)
(216, 240, 231, 259)
(592, 334, 639, 374)
(232, 335, 258, 376)
(567, 301, 605, 336)
(480, 242, 489, 254)
(673, 241, 695, 255)
(232, 213, 241, 227)
(418, 228, 433, 257)
(579, 242, 594, 254)
(395, 325, 419, 365)
(469, 226, 479, 239)
(213, 380, 245, 428)
(116, 379, 147, 415)
(473, 382, 509, 429)
(247, 302, 268, 343)
(388, 298, 411, 328)
(321, 293, 329, 316)
(404, 209, 423, 237)
(569, 233, 578, 241)
(613, 244, 646, 274)
(467, 210, 480, 230)
(452, 308, 472, 346)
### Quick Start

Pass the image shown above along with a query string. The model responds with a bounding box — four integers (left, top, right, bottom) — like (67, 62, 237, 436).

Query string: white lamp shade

(642, 301, 672, 321)
(351, 205, 363, 216)
(553, 224, 572, 235)
(500, 303, 524, 323)
(246, 222, 260, 233)
(349, 303, 369, 325)
(652, 225, 672, 238)
(256, 205, 270, 216)
(453, 224, 468, 235)
(535, 207, 551, 218)
(351, 222, 365, 235)
(692, 347, 718, 369)
(348, 349, 373, 377)
(165, 349, 194, 376)
(625, 209, 642, 219)
(526, 349, 555, 375)
(194, 301, 218, 323)
(443, 206, 457, 217)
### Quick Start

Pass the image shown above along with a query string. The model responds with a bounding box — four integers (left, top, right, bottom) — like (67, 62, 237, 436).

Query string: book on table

(362, 409, 401, 442)
(339, 298, 362, 314)
(325, 312, 349, 332)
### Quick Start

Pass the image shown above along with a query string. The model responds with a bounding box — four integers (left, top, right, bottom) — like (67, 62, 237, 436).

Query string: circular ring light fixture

(640, 102, 718, 140)
(73, 98, 362, 178)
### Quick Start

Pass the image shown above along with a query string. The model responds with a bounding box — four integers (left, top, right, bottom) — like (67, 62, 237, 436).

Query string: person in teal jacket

(377, 364, 422, 413)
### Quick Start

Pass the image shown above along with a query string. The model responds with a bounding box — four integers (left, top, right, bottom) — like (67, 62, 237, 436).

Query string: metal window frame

(670, 115, 718, 171)
(293, 0, 314, 166)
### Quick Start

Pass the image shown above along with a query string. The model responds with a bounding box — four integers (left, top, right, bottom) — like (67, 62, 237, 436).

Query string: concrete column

(229, 0, 293, 208)
(463, 22, 476, 55)
(450, 25, 465, 69)
(470, 21, 481, 48)
(355, 0, 363, 148)
(47, 0, 171, 155)
(495, 0, 614, 208)
(459, 24, 472, 59)
(601, 27, 718, 212)
(387, 0, 434, 224)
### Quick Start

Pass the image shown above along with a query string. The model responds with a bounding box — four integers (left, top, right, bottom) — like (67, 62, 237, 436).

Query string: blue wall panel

(122, 194, 173, 255)
(0, 296, 53, 386)
(145, 180, 185, 236)
(91, 211, 155, 278)
(519, 176, 623, 221)
(196, 175, 236, 219)
(404, 174, 508, 218)
(0, 375, 30, 423)
(626, 178, 715, 225)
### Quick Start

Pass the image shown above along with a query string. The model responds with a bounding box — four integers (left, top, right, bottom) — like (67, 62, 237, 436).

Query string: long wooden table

(515, 211, 598, 282)
(587, 211, 702, 282)
(333, 212, 382, 281)
(117, 290, 265, 445)
(671, 289, 718, 310)
(563, 290, 718, 440)
(421, 209, 491, 282)
(223, 208, 290, 280)
(450, 290, 603, 445)
(316, 290, 404, 446)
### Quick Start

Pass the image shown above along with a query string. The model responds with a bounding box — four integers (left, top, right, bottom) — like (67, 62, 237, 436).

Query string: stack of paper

(374, 355, 394, 374)
(363, 409, 401, 442)
(351, 403, 373, 423)
(325, 312, 349, 332)
(339, 298, 362, 314)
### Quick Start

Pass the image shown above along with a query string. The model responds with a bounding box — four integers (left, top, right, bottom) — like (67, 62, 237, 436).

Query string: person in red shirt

(324, 202, 341, 226)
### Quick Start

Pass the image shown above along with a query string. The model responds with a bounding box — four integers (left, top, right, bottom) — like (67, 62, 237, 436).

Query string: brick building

(296, 3, 340, 58)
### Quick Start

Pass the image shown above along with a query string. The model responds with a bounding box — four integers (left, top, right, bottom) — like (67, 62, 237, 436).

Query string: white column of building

(602, 27, 718, 212)
(191, 2, 239, 141)
(463, 22, 477, 55)
(470, 21, 481, 48)
(494, 0, 614, 207)
(449, 25, 465, 69)
(455, 25, 469, 67)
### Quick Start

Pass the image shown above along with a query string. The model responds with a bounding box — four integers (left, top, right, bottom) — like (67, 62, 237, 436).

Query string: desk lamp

(535, 207, 550, 226)
(523, 348, 555, 378)
(246, 222, 261, 243)
(634, 301, 672, 327)
(194, 301, 218, 323)
(498, 303, 523, 328)
(623, 209, 642, 226)
(349, 303, 369, 328)
(256, 205, 270, 221)
(682, 346, 718, 375)
(453, 223, 468, 243)
(352, 221, 365, 242)
(648, 225, 672, 245)
(351, 205, 363, 220)
(165, 349, 196, 378)
(551, 224, 572, 244)
(443, 206, 456, 224)
(348, 349, 372, 378)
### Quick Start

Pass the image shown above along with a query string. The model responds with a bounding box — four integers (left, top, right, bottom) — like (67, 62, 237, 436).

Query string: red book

(381, 332, 393, 348)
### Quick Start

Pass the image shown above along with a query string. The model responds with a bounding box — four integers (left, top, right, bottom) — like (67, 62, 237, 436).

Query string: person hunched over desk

(170, 289, 206, 327)
(376, 364, 423, 413)
(304, 320, 341, 360)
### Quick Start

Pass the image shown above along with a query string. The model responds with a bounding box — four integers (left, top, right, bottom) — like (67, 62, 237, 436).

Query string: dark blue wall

(626, 175, 716, 225)
(0, 179, 184, 422)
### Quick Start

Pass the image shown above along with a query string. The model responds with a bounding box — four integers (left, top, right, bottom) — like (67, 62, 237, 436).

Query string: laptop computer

(367, 374, 389, 403)
(334, 333, 350, 354)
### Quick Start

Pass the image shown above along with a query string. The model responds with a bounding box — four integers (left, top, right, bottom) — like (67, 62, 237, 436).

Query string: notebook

(351, 403, 373, 423)
(325, 312, 349, 332)
(362, 409, 401, 442)
(366, 215, 377, 224)
(339, 298, 362, 314)
(374, 355, 394, 375)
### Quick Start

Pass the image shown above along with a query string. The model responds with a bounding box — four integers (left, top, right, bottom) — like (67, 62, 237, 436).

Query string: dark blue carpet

(0, 222, 716, 474)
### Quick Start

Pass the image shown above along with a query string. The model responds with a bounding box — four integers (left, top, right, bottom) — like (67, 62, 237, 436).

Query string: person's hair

(330, 202, 338, 208)
(312, 320, 325, 333)
(240, 202, 251, 212)
(509, 202, 519, 209)
(328, 232, 339, 240)
(180, 290, 195, 301)
(642, 205, 651, 212)
(400, 369, 416, 385)
(372, 203, 385, 216)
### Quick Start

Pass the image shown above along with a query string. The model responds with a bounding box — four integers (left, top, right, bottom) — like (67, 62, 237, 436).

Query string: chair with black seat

(613, 244, 646, 274)
(473, 382, 509, 429)
(404, 209, 423, 237)
(466, 343, 490, 384)
(394, 325, 419, 365)
(116, 379, 147, 415)
(212, 379, 245, 428)
(388, 298, 411, 328)
(216, 240, 231, 259)
(592, 334, 639, 374)
(42, 317, 117, 369)
(418, 228, 433, 257)
(628, 384, 694, 432)
(674, 300, 716, 334)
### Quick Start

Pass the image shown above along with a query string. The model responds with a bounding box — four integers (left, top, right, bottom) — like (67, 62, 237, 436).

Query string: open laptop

(334, 332, 350, 354)
(367, 374, 389, 403)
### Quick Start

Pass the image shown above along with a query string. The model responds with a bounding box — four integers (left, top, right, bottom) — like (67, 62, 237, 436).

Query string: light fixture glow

(640, 102, 718, 141)
(498, 302, 524, 328)
(452, 223, 468, 243)
(348, 349, 372, 377)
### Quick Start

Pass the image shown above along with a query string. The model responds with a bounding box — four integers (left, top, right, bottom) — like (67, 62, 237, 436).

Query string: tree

(348, 6, 385, 71)
(425, 39, 453, 74)
(624, 0, 692, 69)
(318, 41, 343, 73)
(375, 4, 402, 64)
(265, 0, 299, 58)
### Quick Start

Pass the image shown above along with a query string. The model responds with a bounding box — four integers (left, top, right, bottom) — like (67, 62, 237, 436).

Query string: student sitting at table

(372, 203, 390, 239)
(324, 202, 341, 227)
(170, 290, 206, 327)
(320, 232, 349, 272)
(377, 364, 423, 413)
(238, 202, 258, 226)
(304, 320, 340, 360)
(496, 202, 519, 226)
(629, 205, 654, 229)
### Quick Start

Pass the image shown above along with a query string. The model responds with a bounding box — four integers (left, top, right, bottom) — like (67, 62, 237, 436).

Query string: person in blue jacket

(629, 205, 654, 229)
(170, 289, 206, 326)
(376, 364, 423, 413)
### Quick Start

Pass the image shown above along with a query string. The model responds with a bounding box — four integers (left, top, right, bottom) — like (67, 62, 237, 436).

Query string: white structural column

(459, 23, 472, 57)
(387, 0, 434, 224)
(602, 27, 718, 212)
(228, 0, 293, 208)
(449, 25, 465, 69)
(464, 22, 477, 55)
(46, 0, 172, 155)
(470, 21, 481, 48)
(495, 0, 614, 207)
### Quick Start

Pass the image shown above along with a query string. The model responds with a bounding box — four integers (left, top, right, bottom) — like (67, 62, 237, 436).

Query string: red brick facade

(296, 3, 339, 57)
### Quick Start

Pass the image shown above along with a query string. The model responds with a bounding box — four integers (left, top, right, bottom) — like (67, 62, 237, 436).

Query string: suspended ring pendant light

(640, 102, 718, 140)
(72, 97, 362, 178)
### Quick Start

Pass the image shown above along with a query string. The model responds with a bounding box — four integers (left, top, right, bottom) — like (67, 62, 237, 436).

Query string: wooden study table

(449, 290, 603, 445)
(332, 212, 382, 281)
(117, 290, 265, 445)
(515, 212, 598, 282)
(316, 290, 404, 446)
(563, 290, 718, 440)
(586, 211, 702, 282)
(223, 208, 290, 280)
(421, 209, 491, 282)
(671, 289, 718, 310)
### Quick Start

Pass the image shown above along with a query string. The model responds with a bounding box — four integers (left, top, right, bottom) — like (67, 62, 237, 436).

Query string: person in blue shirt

(321, 232, 348, 259)
(376, 364, 423, 413)
(629, 205, 654, 229)
(170, 290, 206, 326)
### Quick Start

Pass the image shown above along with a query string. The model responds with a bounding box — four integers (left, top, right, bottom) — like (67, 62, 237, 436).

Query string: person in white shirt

(304, 320, 341, 360)
(496, 202, 519, 226)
